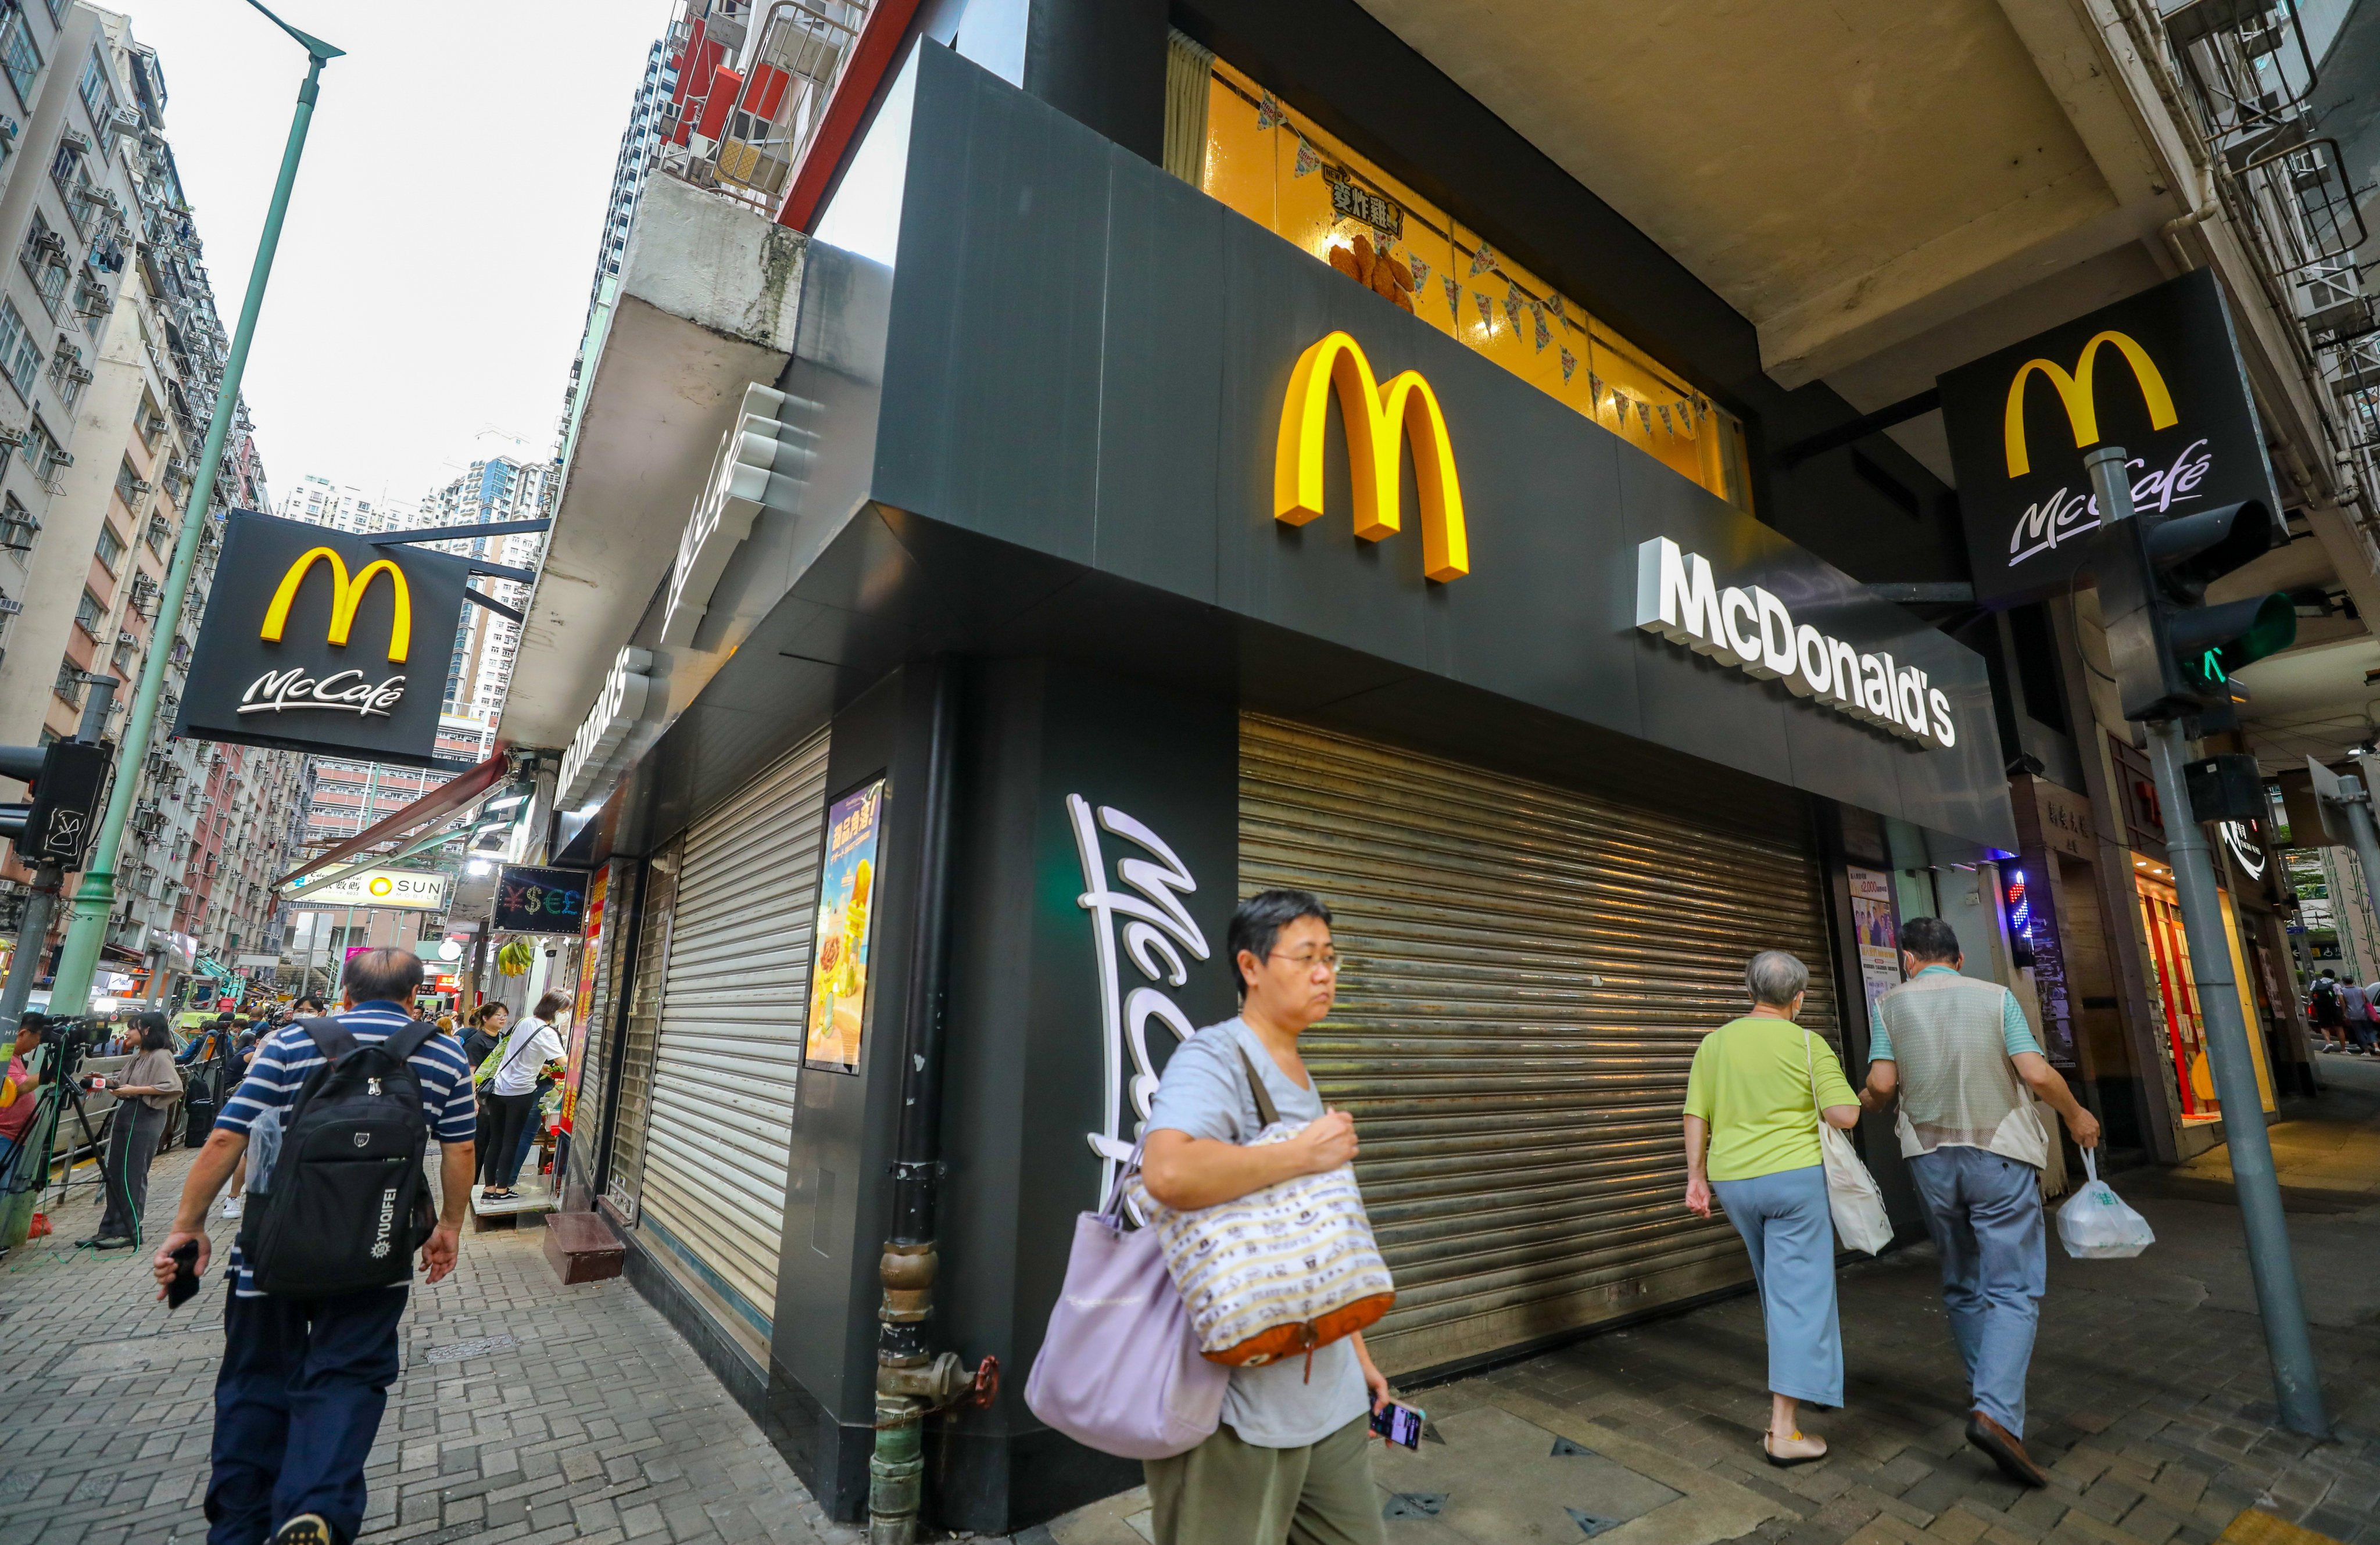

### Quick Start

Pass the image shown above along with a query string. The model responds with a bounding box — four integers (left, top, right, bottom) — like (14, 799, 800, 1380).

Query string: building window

(0, 299, 37, 399)
(1190, 54, 1753, 511)
(0, 494, 38, 553)
(95, 522, 123, 571)
(112, 457, 142, 510)
(136, 393, 164, 449)
(77, 52, 112, 134)
(72, 588, 102, 635)
(21, 417, 65, 487)
(145, 511, 169, 553)
(52, 659, 81, 707)
(0, 15, 38, 108)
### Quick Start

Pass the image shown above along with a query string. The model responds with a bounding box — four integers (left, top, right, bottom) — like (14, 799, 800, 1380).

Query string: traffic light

(0, 739, 112, 870)
(2095, 499, 2295, 725)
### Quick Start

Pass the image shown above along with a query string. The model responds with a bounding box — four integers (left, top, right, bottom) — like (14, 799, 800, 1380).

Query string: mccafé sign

(1939, 268, 2282, 606)
(174, 511, 472, 766)
(1635, 537, 1958, 748)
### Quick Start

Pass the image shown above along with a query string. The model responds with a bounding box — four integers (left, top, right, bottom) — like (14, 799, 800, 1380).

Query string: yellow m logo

(1275, 331, 1469, 581)
(259, 547, 413, 662)
(2002, 329, 2178, 478)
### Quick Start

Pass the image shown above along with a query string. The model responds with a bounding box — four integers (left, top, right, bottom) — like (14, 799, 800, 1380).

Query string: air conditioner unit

(110, 108, 141, 135)
(59, 129, 91, 153)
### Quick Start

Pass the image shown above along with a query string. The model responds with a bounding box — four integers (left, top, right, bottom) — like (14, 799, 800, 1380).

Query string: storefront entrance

(1240, 715, 1837, 1372)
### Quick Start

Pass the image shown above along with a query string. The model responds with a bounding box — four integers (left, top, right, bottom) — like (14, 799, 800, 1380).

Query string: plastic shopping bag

(2056, 1152, 2155, 1259)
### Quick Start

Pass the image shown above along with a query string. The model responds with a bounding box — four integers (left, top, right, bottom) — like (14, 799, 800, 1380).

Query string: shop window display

(1197, 56, 1754, 511)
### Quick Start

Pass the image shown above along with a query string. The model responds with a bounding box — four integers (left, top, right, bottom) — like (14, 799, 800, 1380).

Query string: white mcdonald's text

(1633, 537, 1957, 749)
(238, 667, 406, 719)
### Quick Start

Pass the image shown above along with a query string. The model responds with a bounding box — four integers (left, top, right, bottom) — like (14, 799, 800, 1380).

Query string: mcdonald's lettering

(259, 546, 414, 662)
(1634, 537, 1956, 749)
(2002, 330, 2177, 478)
(1275, 331, 1469, 581)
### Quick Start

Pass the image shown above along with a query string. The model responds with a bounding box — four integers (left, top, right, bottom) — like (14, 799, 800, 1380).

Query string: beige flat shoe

(1763, 1431, 1828, 1467)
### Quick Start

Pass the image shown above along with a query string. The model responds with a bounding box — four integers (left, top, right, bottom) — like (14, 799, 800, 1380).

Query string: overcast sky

(114, 0, 673, 507)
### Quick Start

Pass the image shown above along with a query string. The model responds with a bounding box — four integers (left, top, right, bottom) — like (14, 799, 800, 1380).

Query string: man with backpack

(149, 947, 478, 1545)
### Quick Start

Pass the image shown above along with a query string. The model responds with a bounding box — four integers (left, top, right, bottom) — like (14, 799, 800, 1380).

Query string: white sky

(112, 0, 674, 506)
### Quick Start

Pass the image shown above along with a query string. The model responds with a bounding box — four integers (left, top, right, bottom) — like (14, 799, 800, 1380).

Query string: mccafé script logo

(1999, 331, 2209, 567)
(1275, 331, 1469, 582)
(1635, 537, 1957, 748)
(241, 547, 411, 719)
(1939, 270, 2277, 606)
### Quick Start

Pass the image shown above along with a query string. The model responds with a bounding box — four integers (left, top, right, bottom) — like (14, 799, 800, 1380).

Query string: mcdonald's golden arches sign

(173, 510, 475, 767)
(1937, 269, 2281, 607)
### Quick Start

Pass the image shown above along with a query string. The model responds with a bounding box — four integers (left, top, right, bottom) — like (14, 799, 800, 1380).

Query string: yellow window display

(1198, 56, 1753, 511)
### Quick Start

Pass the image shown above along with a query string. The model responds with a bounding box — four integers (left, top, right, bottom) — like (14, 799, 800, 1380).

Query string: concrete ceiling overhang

(1351, 0, 2185, 392)
(500, 174, 805, 752)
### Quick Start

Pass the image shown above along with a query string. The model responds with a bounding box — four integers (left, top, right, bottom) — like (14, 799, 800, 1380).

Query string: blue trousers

(1908, 1146, 2044, 1437)
(207, 1285, 408, 1544)
(1712, 1163, 1842, 1407)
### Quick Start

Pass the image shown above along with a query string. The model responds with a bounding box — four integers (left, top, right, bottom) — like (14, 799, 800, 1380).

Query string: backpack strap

(380, 1019, 439, 1069)
(299, 1016, 358, 1064)
(1234, 1043, 1283, 1131)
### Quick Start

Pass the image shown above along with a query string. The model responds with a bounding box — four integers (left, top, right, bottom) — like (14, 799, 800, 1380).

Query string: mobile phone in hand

(165, 1241, 201, 1309)
(1370, 1402, 1424, 1449)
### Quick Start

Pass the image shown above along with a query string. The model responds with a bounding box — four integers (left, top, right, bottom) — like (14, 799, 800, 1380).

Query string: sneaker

(1966, 1411, 2047, 1488)
(268, 1515, 333, 1545)
(220, 1195, 244, 1220)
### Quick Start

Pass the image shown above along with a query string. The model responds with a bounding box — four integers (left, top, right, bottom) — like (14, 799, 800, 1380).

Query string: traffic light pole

(2325, 777, 2380, 958)
(0, 679, 119, 1032)
(2089, 446, 2329, 1438)
(43, 23, 339, 1024)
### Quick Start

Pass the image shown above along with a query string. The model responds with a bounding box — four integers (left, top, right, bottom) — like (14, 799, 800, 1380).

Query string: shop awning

(275, 747, 511, 890)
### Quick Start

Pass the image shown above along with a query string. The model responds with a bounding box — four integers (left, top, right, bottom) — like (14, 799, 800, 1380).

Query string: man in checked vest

(1859, 916, 2099, 1489)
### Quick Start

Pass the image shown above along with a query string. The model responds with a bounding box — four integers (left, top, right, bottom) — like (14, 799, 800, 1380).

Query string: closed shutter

(635, 729, 830, 1342)
(571, 859, 638, 1189)
(1239, 715, 1838, 1375)
(603, 838, 682, 1222)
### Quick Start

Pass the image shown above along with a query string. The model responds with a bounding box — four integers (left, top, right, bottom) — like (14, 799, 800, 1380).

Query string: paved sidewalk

(1044, 1061, 2380, 1545)
(0, 1146, 847, 1545)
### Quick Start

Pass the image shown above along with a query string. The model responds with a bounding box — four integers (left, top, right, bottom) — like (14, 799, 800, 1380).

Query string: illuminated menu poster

(804, 780, 885, 1074)
(560, 867, 609, 1136)
(1847, 866, 1903, 1039)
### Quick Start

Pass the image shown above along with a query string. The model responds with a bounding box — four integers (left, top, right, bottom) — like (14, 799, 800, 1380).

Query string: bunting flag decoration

(1443, 274, 1461, 316)
(1257, 91, 1286, 130)
(1560, 346, 1577, 383)
(1588, 372, 1605, 411)
(1470, 241, 1497, 277)
(1674, 401, 1697, 439)
(1694, 397, 1709, 425)
(1474, 291, 1495, 334)
(1637, 400, 1653, 436)
(1544, 293, 1565, 322)
(1656, 404, 1674, 438)
(1408, 254, 1431, 289)
(1502, 285, 1522, 334)
(1532, 303, 1551, 353)
(1293, 135, 1321, 177)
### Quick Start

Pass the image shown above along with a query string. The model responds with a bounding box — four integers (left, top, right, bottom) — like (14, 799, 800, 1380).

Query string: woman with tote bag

(1681, 951, 1866, 1467)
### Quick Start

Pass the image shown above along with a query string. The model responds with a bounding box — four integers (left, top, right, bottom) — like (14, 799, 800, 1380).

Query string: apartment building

(271, 470, 413, 534)
(0, 8, 309, 1001)
(420, 454, 550, 722)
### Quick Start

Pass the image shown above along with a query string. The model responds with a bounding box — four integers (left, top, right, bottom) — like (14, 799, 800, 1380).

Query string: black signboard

(493, 865, 590, 935)
(1939, 268, 2282, 606)
(173, 511, 473, 766)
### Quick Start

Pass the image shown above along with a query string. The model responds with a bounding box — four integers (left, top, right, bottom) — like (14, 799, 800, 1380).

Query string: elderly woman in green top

(1683, 949, 1860, 1467)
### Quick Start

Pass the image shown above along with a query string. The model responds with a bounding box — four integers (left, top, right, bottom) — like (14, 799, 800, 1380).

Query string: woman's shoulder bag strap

(1233, 1042, 1282, 1130)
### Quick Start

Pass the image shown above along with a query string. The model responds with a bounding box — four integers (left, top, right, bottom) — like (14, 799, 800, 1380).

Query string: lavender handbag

(1025, 1153, 1227, 1460)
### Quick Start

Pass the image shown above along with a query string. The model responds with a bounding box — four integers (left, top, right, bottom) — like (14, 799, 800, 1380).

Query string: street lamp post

(43, 5, 342, 1024)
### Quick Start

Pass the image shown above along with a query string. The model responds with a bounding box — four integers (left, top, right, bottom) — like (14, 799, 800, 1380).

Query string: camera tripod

(0, 1024, 127, 1242)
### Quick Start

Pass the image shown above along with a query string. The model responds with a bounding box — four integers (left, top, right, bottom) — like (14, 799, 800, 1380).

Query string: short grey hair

(1746, 950, 1810, 1008)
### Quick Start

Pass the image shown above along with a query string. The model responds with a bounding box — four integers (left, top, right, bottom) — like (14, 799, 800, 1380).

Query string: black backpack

(242, 1017, 440, 1297)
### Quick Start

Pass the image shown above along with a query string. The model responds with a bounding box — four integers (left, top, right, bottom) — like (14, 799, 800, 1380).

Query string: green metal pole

(47, 40, 338, 1021)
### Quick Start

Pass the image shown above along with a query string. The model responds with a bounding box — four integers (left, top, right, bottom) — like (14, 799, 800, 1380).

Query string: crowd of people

(0, 886, 2120, 1545)
(2304, 967, 2380, 1055)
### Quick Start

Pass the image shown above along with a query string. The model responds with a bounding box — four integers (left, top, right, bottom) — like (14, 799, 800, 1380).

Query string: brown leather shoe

(1966, 1411, 2047, 1488)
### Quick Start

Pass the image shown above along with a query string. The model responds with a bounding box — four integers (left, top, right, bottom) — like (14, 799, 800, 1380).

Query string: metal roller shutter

(636, 729, 831, 1345)
(571, 859, 637, 1191)
(1239, 715, 1839, 1375)
(603, 838, 681, 1222)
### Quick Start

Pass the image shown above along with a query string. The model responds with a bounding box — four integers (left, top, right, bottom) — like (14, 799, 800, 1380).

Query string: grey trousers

(98, 1101, 167, 1241)
(1908, 1145, 2045, 1437)
(1144, 1415, 1385, 1545)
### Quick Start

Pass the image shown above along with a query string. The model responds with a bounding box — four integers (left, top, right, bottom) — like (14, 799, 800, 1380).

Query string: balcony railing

(656, 0, 870, 216)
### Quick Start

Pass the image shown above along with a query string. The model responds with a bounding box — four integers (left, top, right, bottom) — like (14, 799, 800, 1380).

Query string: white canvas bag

(1133, 1046, 1395, 1367)
(1806, 1033, 1892, 1255)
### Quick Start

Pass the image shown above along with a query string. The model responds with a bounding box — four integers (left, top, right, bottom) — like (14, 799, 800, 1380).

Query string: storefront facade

(526, 45, 2026, 1531)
